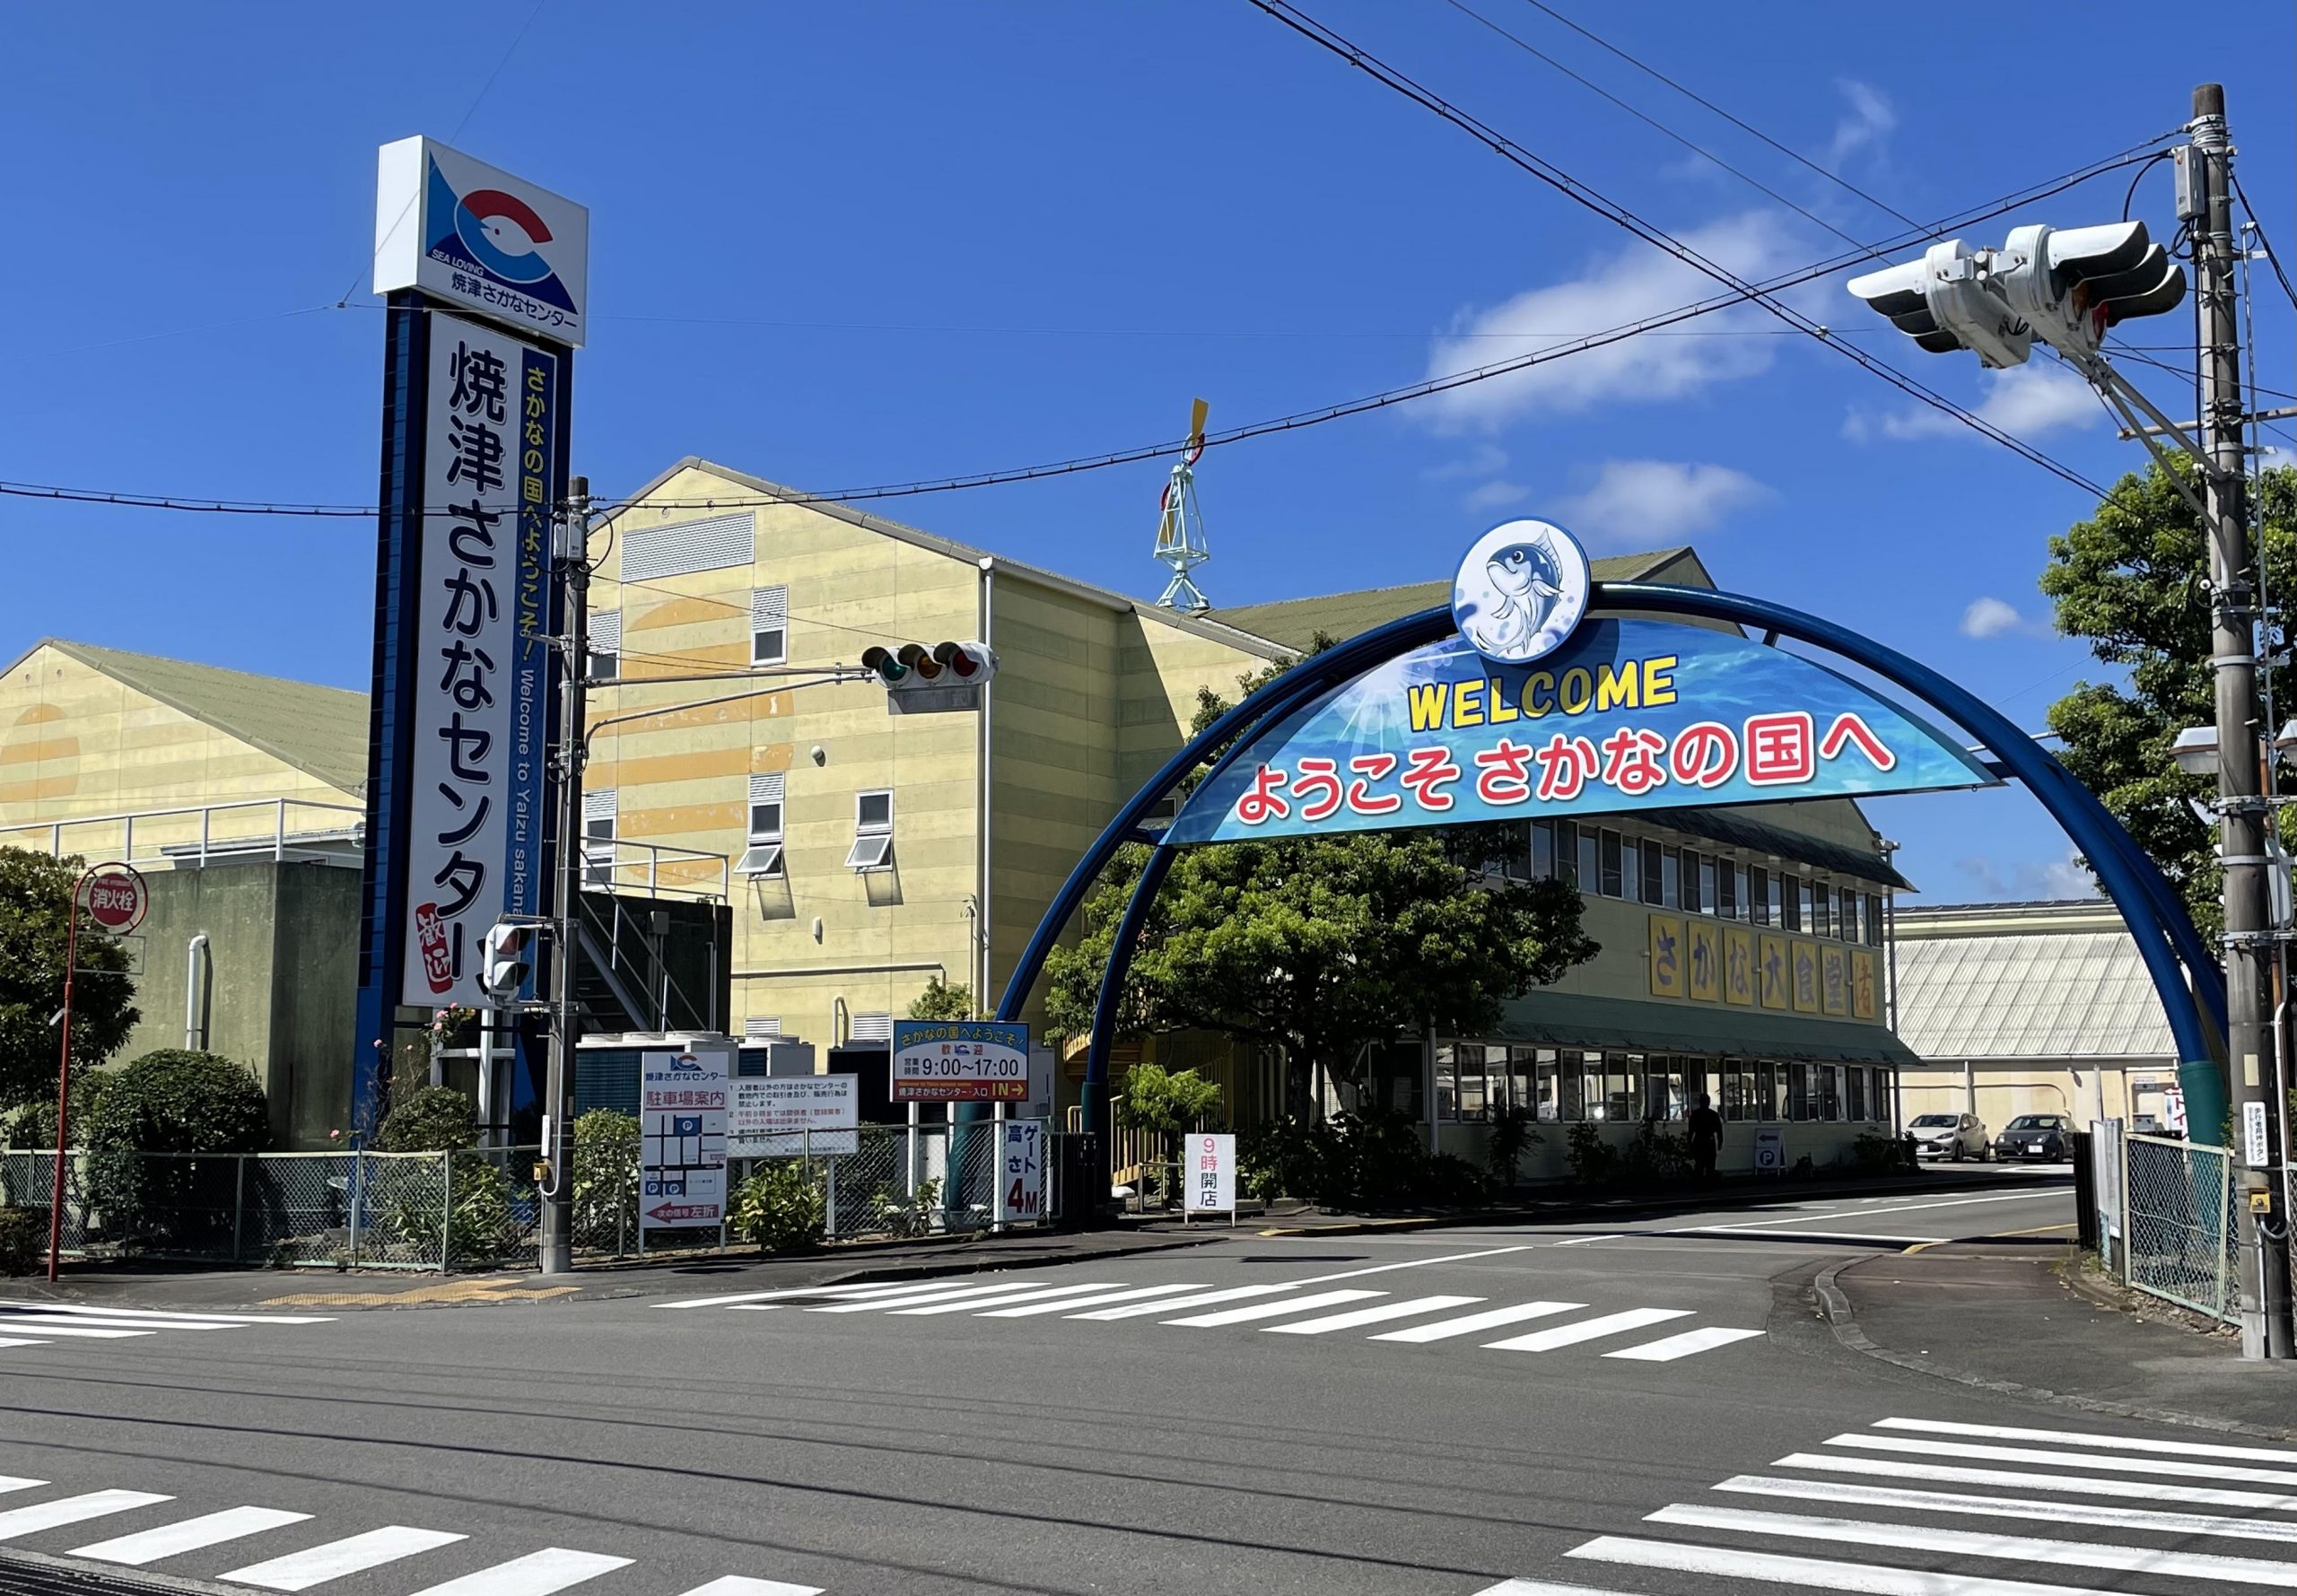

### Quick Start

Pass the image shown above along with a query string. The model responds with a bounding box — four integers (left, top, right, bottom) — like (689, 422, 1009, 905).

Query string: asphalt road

(11, 1166, 2277, 1596)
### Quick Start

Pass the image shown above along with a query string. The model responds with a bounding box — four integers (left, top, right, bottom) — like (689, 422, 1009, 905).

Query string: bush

(376, 1086, 478, 1153)
(1116, 1064, 1224, 1139)
(83, 1051, 268, 1243)
(1238, 1110, 1490, 1211)
(1620, 1123, 1689, 1190)
(4, 1072, 106, 1151)
(0, 1207, 38, 1276)
(572, 1110, 640, 1245)
(1565, 1121, 1621, 1189)
(870, 1175, 944, 1238)
(1851, 1130, 1916, 1174)
(1487, 1105, 1541, 1189)
(731, 1162, 826, 1252)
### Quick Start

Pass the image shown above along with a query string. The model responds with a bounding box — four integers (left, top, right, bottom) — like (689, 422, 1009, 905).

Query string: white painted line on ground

(0, 1314, 232, 1333)
(1775, 1449, 2297, 1513)
(675, 1578, 825, 1596)
(1071, 1284, 1298, 1321)
(1294, 1245, 1530, 1284)
(1469, 1581, 1633, 1596)
(890, 1282, 1124, 1316)
(1685, 1229, 1941, 1246)
(1826, 1431, 2297, 1487)
(1550, 1235, 1617, 1247)
(1650, 1501, 2297, 1587)
(658, 1282, 922, 1311)
(1368, 1302, 1584, 1343)
(977, 1283, 1211, 1318)
(1603, 1326, 1766, 1362)
(1698, 1191, 2060, 1233)
(0, 1339, 51, 1350)
(0, 1480, 45, 1496)
(0, 1324, 151, 1339)
(0, 1304, 335, 1325)
(1164, 1289, 1384, 1328)
(1717, 1471, 2297, 1546)
(1570, 1535, 2127, 1596)
(1874, 1415, 2297, 1464)
(223, 1527, 469, 1590)
(74, 1507, 315, 1565)
(808, 1281, 1045, 1314)
(0, 1492, 173, 1541)
(404, 1548, 634, 1596)
(1485, 1308, 1691, 1352)
(1262, 1295, 1483, 1335)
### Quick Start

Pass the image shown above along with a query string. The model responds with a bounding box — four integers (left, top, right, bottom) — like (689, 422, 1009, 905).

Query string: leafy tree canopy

(0, 850, 140, 1115)
(2041, 461, 2297, 934)
(907, 977, 974, 1021)
(1045, 644, 1598, 1111)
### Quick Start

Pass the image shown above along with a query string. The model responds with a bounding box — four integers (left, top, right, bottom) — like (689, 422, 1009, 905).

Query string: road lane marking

(0, 1492, 174, 1540)
(1684, 1230, 1943, 1246)
(1262, 1295, 1483, 1335)
(1071, 1285, 1297, 1321)
(1826, 1431, 2297, 1486)
(808, 1281, 1052, 1313)
(675, 1579, 825, 1596)
(1603, 1326, 1764, 1361)
(1874, 1415, 2297, 1463)
(1294, 1245, 1529, 1284)
(223, 1526, 468, 1589)
(1550, 1235, 1616, 1247)
(0, 1313, 232, 1333)
(976, 1283, 1211, 1318)
(1776, 1449, 2297, 1513)
(1485, 1308, 1691, 1351)
(659, 1282, 921, 1310)
(889, 1282, 1125, 1315)
(74, 1507, 314, 1565)
(1470, 1583, 1630, 1596)
(0, 1480, 45, 1496)
(404, 1548, 634, 1596)
(1697, 1191, 2062, 1232)
(0, 1339, 51, 1350)
(0, 1324, 151, 1339)
(1648, 1501, 2297, 1587)
(0, 1305, 335, 1325)
(1164, 1289, 1384, 1328)
(1570, 1535, 2127, 1595)
(1369, 1302, 1585, 1343)
(1716, 1471, 2297, 1546)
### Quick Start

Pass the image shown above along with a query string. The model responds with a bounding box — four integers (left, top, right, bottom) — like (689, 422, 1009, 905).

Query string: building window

(739, 772, 785, 877)
(1756, 1060, 1779, 1121)
(1865, 892, 1885, 946)
(1846, 1066, 1870, 1122)
(1599, 831, 1624, 898)
(1810, 879, 1830, 938)
(1532, 819, 1556, 880)
(1820, 1065, 1844, 1121)
(850, 1011, 893, 1043)
(751, 585, 789, 665)
(1656, 844, 1680, 908)
(1576, 824, 1599, 890)
(1839, 886, 1859, 942)
(582, 789, 616, 888)
(1749, 866, 1770, 926)
(846, 789, 894, 871)
(1784, 874, 1804, 932)
(586, 609, 620, 682)
(1688, 851, 1708, 914)
(1716, 860, 1738, 920)
(1643, 1055, 1685, 1121)
(1723, 1064, 1757, 1121)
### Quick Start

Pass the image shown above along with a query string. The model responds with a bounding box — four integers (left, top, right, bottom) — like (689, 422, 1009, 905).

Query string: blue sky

(5, 1, 2291, 904)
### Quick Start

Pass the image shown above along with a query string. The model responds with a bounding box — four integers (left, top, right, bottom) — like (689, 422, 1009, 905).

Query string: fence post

(231, 1155, 246, 1265)
(2214, 1147, 2232, 1320)
(441, 1152, 453, 1273)
(349, 1148, 362, 1269)
(826, 1157, 838, 1240)
(2120, 1133, 2133, 1286)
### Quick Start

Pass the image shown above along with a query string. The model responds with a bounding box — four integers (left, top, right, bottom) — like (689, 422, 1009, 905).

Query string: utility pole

(2192, 83, 2293, 1359)
(539, 475, 592, 1276)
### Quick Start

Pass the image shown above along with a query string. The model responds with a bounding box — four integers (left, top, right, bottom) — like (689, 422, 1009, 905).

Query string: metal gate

(2119, 1130, 2239, 1323)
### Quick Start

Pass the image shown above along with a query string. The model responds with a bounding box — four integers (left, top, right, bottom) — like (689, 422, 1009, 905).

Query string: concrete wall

(118, 861, 360, 1149)
(1895, 1057, 2170, 1134)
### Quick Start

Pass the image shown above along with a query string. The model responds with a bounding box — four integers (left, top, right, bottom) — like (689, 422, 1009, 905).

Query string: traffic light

(481, 920, 537, 1003)
(1847, 239, 2031, 369)
(1997, 222, 2186, 358)
(859, 641, 998, 712)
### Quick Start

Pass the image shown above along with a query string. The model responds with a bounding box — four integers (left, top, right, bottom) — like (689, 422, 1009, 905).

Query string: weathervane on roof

(1152, 397, 1211, 614)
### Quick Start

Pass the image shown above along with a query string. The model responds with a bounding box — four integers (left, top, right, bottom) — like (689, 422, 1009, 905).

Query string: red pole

(47, 876, 83, 1283)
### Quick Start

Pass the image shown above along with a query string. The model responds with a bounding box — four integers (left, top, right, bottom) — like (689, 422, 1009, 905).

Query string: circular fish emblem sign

(1452, 519, 1591, 666)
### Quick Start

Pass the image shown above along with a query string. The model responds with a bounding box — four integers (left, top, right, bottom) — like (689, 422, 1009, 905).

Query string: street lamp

(2173, 724, 2223, 777)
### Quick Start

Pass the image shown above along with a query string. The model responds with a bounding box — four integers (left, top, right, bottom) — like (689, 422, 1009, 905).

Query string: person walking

(1687, 1093, 1724, 1186)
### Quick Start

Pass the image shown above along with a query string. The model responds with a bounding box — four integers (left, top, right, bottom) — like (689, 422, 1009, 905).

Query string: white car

(1908, 1112, 1989, 1161)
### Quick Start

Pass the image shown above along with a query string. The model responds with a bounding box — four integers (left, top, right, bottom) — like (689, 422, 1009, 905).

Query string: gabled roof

(1891, 922, 2173, 1060)
(22, 639, 369, 796)
(1206, 547, 1709, 650)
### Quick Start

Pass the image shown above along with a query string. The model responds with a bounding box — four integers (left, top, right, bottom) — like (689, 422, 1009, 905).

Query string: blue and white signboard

(1166, 520, 1997, 847)
(891, 1020, 1032, 1103)
(642, 1044, 730, 1231)
(375, 136, 589, 347)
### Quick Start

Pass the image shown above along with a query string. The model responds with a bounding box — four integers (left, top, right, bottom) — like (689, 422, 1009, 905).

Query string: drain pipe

(184, 933, 210, 1051)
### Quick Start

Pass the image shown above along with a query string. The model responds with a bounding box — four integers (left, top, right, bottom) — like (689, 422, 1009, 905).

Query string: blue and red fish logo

(425, 156, 578, 313)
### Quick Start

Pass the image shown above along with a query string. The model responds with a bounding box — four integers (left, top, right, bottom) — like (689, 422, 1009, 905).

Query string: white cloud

(1959, 596, 2052, 640)
(1826, 80, 1896, 171)
(1555, 459, 1770, 546)
(1955, 851, 2099, 901)
(1849, 362, 2101, 444)
(1463, 480, 1530, 512)
(1420, 212, 1810, 427)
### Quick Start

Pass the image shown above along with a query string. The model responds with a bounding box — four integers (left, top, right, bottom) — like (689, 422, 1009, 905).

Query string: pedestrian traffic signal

(860, 641, 998, 702)
(1998, 221, 2186, 359)
(1847, 239, 2031, 369)
(481, 920, 537, 1002)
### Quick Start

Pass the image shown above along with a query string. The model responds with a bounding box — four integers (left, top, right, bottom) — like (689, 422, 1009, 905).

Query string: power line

(1245, 1, 2109, 496)
(2233, 172, 2297, 314)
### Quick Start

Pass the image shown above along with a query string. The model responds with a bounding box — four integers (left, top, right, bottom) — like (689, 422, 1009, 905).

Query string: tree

(2040, 461, 2297, 933)
(907, 977, 974, 1021)
(0, 850, 140, 1118)
(1045, 647, 1599, 1115)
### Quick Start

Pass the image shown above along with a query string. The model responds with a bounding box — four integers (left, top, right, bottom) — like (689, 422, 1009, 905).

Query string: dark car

(1995, 1112, 2073, 1162)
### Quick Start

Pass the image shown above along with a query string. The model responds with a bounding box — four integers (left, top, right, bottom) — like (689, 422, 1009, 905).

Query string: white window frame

(751, 585, 789, 666)
(582, 789, 617, 889)
(846, 789, 894, 871)
(586, 608, 620, 683)
(739, 772, 785, 877)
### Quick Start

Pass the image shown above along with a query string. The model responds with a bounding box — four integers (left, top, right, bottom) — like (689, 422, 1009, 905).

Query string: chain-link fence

(2119, 1130, 2239, 1323)
(727, 1121, 1052, 1243)
(0, 1150, 88, 1257)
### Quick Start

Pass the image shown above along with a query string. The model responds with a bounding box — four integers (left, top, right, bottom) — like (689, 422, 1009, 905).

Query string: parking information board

(890, 1019, 1031, 1103)
(640, 1045, 729, 1230)
(729, 1076, 858, 1157)
(1185, 1133, 1236, 1224)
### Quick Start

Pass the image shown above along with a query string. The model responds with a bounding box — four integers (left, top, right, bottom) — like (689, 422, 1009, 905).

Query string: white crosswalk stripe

(73, 1506, 315, 1565)
(223, 1525, 471, 1588)
(0, 1490, 173, 1539)
(402, 1548, 634, 1596)
(652, 1276, 1763, 1361)
(0, 1304, 334, 1360)
(1498, 1412, 2297, 1596)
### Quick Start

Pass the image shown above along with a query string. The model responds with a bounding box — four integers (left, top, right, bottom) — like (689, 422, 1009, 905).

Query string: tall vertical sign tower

(354, 137, 587, 1136)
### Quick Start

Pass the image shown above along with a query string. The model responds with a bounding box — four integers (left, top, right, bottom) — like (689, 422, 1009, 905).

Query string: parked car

(1908, 1112, 1990, 1161)
(1995, 1112, 2074, 1162)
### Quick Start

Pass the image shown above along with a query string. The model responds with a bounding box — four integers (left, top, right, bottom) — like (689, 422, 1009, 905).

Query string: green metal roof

(1207, 547, 1700, 651)
(44, 639, 370, 797)
(1490, 989, 1918, 1065)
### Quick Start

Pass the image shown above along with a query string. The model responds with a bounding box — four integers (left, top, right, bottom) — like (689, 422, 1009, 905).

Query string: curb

(1812, 1258, 2297, 1443)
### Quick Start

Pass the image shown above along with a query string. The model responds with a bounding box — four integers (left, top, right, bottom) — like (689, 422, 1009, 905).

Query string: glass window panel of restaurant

(1554, 1051, 1587, 1121)
(1434, 1045, 1461, 1120)
(1839, 887, 1859, 941)
(1820, 1064, 1844, 1121)
(1687, 850, 1707, 913)
(1638, 840, 1664, 905)
(1847, 1065, 1870, 1122)
(1620, 834, 1640, 902)
(1788, 1061, 1813, 1121)
(1810, 879, 1830, 938)
(1599, 830, 1623, 897)
(1454, 1045, 1491, 1120)
(1787, 876, 1808, 932)
(1599, 1053, 1638, 1121)
(1764, 868, 1785, 927)
(1723, 1061, 1758, 1121)
(1756, 1060, 1781, 1120)
(1865, 892, 1885, 946)
(1533, 1049, 1564, 1121)
(1576, 824, 1599, 888)
(1533, 819, 1556, 880)
(1657, 843, 1681, 908)
(1506, 1047, 1539, 1116)
(1717, 859, 1739, 920)
(1641, 1055, 1679, 1121)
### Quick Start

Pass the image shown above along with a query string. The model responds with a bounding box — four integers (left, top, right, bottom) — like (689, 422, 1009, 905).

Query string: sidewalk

(1819, 1237, 2297, 1441)
(2, 1164, 2056, 1313)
